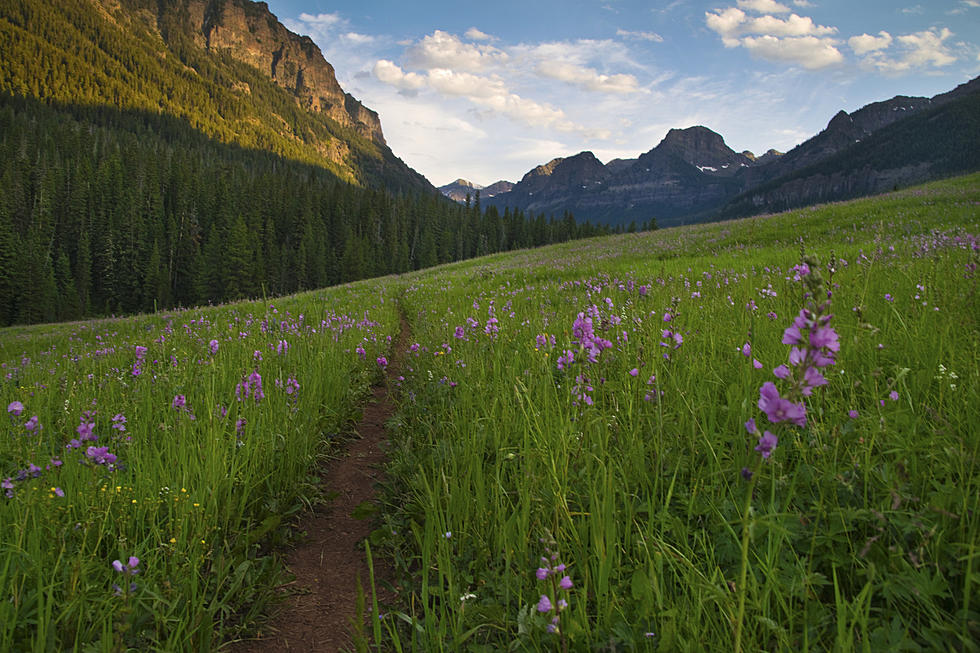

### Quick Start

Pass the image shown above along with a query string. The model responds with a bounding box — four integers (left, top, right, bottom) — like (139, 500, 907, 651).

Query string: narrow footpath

(231, 315, 409, 652)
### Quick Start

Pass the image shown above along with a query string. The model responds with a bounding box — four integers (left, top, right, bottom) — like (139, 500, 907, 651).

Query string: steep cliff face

(190, 0, 384, 145)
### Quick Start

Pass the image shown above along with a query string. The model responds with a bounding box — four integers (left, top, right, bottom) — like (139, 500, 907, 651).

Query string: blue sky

(263, 0, 980, 187)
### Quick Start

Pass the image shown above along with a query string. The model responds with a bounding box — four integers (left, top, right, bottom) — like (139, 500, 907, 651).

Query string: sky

(262, 0, 980, 187)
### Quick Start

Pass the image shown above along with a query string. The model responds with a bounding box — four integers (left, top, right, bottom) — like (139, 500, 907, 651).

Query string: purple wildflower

(754, 431, 778, 459)
(537, 595, 553, 613)
(758, 382, 806, 427)
(24, 416, 40, 432)
(172, 395, 186, 410)
(209, 339, 219, 355)
(7, 401, 24, 417)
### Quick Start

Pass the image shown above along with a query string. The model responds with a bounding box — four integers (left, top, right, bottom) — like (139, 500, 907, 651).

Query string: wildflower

(85, 446, 117, 467)
(376, 356, 388, 370)
(112, 556, 140, 576)
(7, 401, 24, 417)
(758, 382, 806, 427)
(848, 410, 859, 419)
(172, 395, 186, 410)
(112, 414, 127, 431)
(236, 418, 247, 434)
(754, 431, 778, 459)
(285, 377, 300, 395)
(889, 390, 899, 401)
(276, 340, 289, 355)
(629, 368, 639, 377)
(24, 416, 40, 432)
(559, 575, 573, 590)
(53, 487, 64, 497)
(537, 595, 553, 613)
(77, 421, 96, 441)
(536, 567, 550, 580)
(209, 339, 219, 355)
(740, 343, 752, 357)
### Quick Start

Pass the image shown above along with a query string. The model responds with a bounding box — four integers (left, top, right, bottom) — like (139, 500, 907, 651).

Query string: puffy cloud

(426, 68, 507, 99)
(855, 27, 957, 73)
(404, 30, 508, 72)
(706, 8, 837, 40)
(465, 27, 494, 41)
(740, 35, 844, 69)
(616, 29, 664, 42)
(373, 60, 426, 91)
(535, 61, 641, 94)
(848, 31, 892, 55)
(706, 6, 841, 68)
(736, 0, 791, 13)
(343, 32, 375, 45)
(297, 12, 344, 27)
(373, 59, 586, 134)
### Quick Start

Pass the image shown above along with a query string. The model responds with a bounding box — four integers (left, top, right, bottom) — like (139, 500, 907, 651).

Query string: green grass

(1, 172, 978, 651)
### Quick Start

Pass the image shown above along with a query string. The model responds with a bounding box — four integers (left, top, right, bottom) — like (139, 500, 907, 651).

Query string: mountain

(718, 77, 980, 218)
(482, 180, 515, 197)
(439, 179, 514, 202)
(0, 0, 432, 192)
(487, 126, 764, 225)
(486, 76, 980, 227)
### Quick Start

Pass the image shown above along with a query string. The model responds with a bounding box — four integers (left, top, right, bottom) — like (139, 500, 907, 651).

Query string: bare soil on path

(230, 317, 408, 652)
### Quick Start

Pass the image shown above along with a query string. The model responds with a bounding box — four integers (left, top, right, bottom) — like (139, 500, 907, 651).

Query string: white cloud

(706, 8, 837, 40)
(296, 12, 344, 27)
(616, 29, 664, 42)
(373, 58, 591, 135)
(901, 5, 924, 14)
(404, 30, 508, 72)
(534, 61, 641, 93)
(856, 27, 957, 73)
(792, 0, 814, 6)
(373, 60, 426, 91)
(848, 31, 892, 55)
(343, 32, 375, 45)
(894, 28, 957, 67)
(465, 27, 494, 41)
(705, 6, 841, 68)
(962, 0, 980, 6)
(740, 35, 844, 69)
(737, 0, 791, 13)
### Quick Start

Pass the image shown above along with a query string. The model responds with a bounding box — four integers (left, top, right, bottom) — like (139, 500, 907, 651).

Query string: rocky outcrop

(177, 0, 384, 145)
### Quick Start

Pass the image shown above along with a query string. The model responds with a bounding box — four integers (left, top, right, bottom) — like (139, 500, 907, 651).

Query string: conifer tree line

(0, 94, 619, 326)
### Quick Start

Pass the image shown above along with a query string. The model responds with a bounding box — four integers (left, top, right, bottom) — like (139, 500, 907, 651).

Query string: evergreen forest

(0, 94, 616, 326)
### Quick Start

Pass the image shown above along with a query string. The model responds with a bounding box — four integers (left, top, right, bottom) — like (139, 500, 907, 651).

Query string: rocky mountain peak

(182, 0, 385, 145)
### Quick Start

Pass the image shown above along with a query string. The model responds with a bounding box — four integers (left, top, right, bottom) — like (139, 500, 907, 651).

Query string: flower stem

(734, 461, 760, 653)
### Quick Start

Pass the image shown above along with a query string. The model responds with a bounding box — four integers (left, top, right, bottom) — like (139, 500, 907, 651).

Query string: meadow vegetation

(1, 173, 978, 651)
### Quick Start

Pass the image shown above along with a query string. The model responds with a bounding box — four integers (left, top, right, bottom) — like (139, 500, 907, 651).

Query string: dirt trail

(231, 315, 408, 652)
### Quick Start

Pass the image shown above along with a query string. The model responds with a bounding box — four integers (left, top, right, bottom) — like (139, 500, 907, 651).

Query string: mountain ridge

(0, 0, 433, 192)
(484, 75, 980, 226)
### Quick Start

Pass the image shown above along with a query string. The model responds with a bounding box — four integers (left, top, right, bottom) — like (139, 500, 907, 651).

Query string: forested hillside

(0, 95, 609, 326)
(0, 0, 617, 326)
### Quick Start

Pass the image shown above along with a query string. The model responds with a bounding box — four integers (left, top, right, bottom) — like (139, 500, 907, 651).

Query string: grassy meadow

(2, 172, 979, 651)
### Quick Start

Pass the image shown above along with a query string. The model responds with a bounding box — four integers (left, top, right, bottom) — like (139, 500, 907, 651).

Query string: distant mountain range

(443, 76, 980, 227)
(438, 179, 515, 202)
